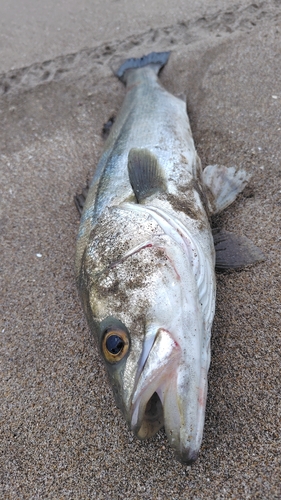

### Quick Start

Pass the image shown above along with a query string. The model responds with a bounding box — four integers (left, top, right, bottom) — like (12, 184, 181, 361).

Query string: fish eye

(102, 328, 130, 363)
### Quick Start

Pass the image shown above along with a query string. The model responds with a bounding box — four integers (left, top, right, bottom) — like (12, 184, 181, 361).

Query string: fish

(75, 52, 264, 464)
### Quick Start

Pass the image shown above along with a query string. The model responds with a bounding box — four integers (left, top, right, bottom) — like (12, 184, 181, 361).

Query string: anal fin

(213, 228, 265, 270)
(128, 148, 166, 203)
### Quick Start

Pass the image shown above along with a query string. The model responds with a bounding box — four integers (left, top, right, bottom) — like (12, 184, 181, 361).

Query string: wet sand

(1, 1, 280, 498)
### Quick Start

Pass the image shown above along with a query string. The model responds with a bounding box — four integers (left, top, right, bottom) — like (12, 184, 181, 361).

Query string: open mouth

(130, 327, 208, 464)
(134, 391, 164, 439)
(130, 328, 181, 439)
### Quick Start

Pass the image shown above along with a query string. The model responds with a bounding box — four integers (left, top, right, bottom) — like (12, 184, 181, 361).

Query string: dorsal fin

(128, 148, 166, 203)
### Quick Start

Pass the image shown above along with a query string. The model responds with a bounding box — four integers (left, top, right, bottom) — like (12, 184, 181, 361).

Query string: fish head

(78, 204, 215, 464)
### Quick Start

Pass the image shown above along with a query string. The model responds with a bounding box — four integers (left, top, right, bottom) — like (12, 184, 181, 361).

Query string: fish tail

(115, 51, 170, 83)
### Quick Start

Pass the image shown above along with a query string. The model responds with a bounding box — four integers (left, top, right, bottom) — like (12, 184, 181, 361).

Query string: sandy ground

(1, 0, 281, 498)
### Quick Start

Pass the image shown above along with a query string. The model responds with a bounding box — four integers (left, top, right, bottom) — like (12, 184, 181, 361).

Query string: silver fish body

(75, 52, 261, 463)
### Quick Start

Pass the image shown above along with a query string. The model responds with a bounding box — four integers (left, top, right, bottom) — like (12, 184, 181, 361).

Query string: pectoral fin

(128, 148, 166, 203)
(203, 165, 250, 215)
(213, 229, 265, 270)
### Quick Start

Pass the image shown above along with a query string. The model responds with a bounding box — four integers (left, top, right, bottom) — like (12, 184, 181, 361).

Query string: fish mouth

(130, 328, 179, 440)
(130, 328, 206, 464)
(133, 391, 164, 440)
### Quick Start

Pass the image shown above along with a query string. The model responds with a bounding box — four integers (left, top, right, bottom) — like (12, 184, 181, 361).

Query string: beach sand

(1, 1, 280, 498)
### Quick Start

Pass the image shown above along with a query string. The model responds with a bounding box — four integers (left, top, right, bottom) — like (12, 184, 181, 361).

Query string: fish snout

(162, 363, 208, 465)
(130, 326, 208, 464)
(164, 416, 202, 465)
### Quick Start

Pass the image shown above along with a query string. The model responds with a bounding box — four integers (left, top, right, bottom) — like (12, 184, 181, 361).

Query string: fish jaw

(130, 328, 181, 439)
(162, 363, 209, 464)
(130, 327, 209, 465)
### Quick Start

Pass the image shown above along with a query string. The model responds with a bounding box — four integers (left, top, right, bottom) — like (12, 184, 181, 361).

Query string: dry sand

(1, 1, 281, 498)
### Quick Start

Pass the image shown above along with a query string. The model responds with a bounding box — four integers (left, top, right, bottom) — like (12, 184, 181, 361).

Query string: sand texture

(1, 1, 280, 498)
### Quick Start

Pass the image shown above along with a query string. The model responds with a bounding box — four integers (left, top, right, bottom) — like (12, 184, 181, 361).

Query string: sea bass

(75, 52, 263, 464)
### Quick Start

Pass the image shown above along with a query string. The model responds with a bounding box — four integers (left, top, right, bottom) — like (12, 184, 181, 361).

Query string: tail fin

(115, 51, 170, 82)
